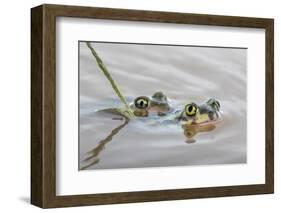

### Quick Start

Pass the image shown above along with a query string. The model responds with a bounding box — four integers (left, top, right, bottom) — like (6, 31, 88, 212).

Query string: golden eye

(185, 103, 198, 116)
(134, 96, 150, 109)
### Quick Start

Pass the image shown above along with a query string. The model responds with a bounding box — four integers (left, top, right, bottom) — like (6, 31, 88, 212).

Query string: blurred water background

(79, 41, 247, 170)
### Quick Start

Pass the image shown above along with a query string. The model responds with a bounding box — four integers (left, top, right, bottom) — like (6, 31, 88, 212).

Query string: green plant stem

(86, 42, 135, 119)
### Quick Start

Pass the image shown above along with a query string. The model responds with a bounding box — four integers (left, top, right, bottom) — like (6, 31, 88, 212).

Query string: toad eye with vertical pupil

(185, 103, 198, 116)
(134, 96, 150, 109)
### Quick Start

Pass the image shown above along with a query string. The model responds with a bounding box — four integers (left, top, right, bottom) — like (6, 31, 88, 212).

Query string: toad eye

(185, 103, 198, 116)
(134, 96, 150, 109)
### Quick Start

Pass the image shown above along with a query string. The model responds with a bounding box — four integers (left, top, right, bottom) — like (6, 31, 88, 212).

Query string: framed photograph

(31, 4, 274, 208)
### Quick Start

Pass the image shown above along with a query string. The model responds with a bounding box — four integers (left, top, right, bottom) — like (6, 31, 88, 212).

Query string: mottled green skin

(99, 94, 221, 126)
(171, 98, 221, 125)
(130, 91, 171, 117)
(99, 91, 171, 118)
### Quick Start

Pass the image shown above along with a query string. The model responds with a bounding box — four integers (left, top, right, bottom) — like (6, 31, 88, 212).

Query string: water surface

(79, 42, 247, 170)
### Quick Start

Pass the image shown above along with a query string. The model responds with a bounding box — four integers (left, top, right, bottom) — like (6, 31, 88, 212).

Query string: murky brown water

(79, 41, 247, 170)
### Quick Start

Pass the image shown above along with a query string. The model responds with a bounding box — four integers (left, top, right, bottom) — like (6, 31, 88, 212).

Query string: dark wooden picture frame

(31, 4, 274, 208)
